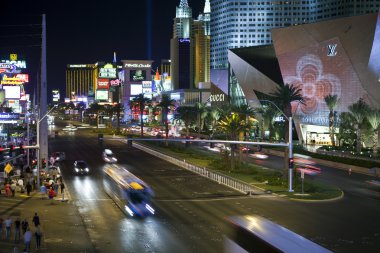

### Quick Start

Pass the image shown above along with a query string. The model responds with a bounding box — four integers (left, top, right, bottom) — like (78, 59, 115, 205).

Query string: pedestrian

(60, 182, 65, 201)
(48, 187, 56, 204)
(54, 180, 59, 195)
(23, 228, 32, 252)
(35, 224, 42, 250)
(39, 184, 46, 199)
(14, 217, 21, 242)
(0, 216, 3, 239)
(21, 219, 29, 235)
(26, 182, 32, 196)
(18, 178, 24, 193)
(32, 213, 40, 227)
(5, 182, 11, 197)
(10, 181, 17, 197)
(5, 216, 12, 240)
(348, 168, 352, 176)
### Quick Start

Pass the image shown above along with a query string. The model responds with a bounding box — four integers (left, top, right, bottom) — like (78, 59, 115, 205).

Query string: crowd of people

(0, 213, 42, 252)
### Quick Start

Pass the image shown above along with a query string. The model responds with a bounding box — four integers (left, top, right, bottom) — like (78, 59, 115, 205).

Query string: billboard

(97, 79, 109, 89)
(0, 74, 27, 85)
(52, 90, 60, 102)
(96, 90, 109, 101)
(99, 63, 117, 78)
(130, 70, 146, 82)
(3, 86, 21, 99)
(130, 84, 142, 95)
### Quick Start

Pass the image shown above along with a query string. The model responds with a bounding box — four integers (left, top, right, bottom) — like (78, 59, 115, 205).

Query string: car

(102, 149, 117, 163)
(73, 160, 90, 174)
(51, 152, 66, 162)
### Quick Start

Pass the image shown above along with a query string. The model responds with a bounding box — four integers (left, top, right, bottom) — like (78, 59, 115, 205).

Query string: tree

(174, 106, 197, 137)
(258, 105, 281, 140)
(131, 94, 151, 137)
(89, 103, 104, 128)
(205, 107, 220, 141)
(336, 112, 356, 147)
(270, 84, 304, 178)
(324, 94, 340, 146)
(195, 102, 208, 138)
(217, 112, 255, 170)
(367, 109, 380, 157)
(157, 94, 176, 138)
(348, 98, 369, 153)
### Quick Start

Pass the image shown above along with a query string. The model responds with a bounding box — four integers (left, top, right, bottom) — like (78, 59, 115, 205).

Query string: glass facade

(210, 0, 380, 69)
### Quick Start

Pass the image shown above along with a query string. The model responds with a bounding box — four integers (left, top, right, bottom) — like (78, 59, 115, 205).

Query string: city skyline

(1, 0, 205, 100)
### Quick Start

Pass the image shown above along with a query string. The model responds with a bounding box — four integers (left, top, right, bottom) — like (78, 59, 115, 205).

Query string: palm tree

(324, 94, 340, 146)
(174, 106, 197, 137)
(195, 102, 208, 138)
(89, 103, 104, 128)
(131, 94, 151, 137)
(157, 94, 176, 138)
(217, 113, 254, 170)
(348, 98, 369, 153)
(367, 109, 380, 157)
(270, 84, 304, 177)
(259, 105, 281, 140)
(206, 107, 221, 142)
(336, 112, 356, 147)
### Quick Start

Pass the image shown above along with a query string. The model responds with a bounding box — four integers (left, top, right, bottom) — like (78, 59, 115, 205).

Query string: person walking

(35, 224, 42, 250)
(10, 181, 17, 197)
(5, 182, 11, 197)
(5, 216, 12, 240)
(32, 213, 40, 227)
(39, 184, 46, 199)
(348, 168, 352, 176)
(21, 219, 29, 235)
(0, 216, 3, 239)
(26, 182, 32, 196)
(60, 182, 65, 201)
(23, 228, 32, 252)
(14, 217, 21, 242)
(48, 187, 56, 204)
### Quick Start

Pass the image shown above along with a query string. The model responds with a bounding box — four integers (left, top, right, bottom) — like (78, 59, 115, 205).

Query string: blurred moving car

(73, 160, 90, 174)
(102, 149, 118, 163)
(249, 152, 269, 160)
(51, 152, 66, 162)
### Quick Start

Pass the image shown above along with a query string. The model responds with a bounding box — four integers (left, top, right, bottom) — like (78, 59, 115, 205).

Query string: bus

(103, 164, 155, 217)
(224, 215, 333, 253)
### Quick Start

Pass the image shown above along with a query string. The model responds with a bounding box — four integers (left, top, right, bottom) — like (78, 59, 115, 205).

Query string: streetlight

(36, 104, 58, 187)
(251, 99, 294, 192)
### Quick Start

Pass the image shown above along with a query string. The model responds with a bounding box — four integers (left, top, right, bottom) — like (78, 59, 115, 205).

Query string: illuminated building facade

(210, 0, 380, 69)
(193, 0, 211, 87)
(171, 0, 211, 90)
(65, 64, 97, 100)
(229, 10, 380, 145)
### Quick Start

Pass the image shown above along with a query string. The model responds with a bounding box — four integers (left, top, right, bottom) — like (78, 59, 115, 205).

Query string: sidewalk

(0, 188, 94, 253)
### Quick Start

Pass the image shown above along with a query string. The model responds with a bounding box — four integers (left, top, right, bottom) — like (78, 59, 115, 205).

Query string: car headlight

(75, 168, 79, 172)
(85, 168, 89, 172)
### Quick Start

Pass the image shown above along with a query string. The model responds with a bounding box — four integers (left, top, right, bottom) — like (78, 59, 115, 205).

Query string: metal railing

(119, 139, 262, 195)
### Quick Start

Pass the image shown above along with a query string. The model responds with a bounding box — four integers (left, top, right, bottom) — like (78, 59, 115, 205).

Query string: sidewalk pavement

(0, 188, 94, 253)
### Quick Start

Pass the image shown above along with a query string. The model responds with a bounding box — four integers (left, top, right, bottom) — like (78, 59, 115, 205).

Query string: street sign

(4, 163, 13, 173)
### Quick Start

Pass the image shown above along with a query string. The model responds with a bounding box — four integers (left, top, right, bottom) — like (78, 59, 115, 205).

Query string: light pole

(36, 104, 58, 188)
(251, 99, 294, 192)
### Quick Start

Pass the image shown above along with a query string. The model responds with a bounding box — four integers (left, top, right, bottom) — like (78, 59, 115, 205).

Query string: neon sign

(0, 75, 25, 85)
(124, 63, 151, 68)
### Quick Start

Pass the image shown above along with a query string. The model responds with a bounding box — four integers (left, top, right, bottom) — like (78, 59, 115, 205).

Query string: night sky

(1, 0, 205, 100)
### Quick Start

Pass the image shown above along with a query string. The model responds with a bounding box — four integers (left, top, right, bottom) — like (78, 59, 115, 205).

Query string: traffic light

(289, 158, 294, 169)
(42, 159, 47, 169)
(19, 144, 24, 155)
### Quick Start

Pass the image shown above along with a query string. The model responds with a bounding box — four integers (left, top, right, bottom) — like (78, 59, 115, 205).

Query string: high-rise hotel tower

(210, 0, 380, 69)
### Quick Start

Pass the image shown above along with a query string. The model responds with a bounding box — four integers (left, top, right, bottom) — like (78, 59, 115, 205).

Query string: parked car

(102, 149, 117, 163)
(73, 160, 90, 175)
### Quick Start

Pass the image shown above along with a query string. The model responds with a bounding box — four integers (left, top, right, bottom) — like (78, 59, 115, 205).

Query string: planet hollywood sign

(124, 63, 151, 68)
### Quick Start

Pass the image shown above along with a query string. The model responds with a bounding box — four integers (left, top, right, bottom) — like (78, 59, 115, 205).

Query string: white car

(102, 149, 117, 163)
(51, 152, 66, 162)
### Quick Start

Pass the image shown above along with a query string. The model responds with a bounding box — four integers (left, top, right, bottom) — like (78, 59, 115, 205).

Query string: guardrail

(119, 139, 262, 195)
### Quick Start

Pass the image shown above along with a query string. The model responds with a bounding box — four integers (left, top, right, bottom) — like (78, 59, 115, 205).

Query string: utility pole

(37, 14, 48, 187)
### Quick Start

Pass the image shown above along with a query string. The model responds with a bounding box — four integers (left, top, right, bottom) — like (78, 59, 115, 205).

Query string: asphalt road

(46, 126, 380, 253)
